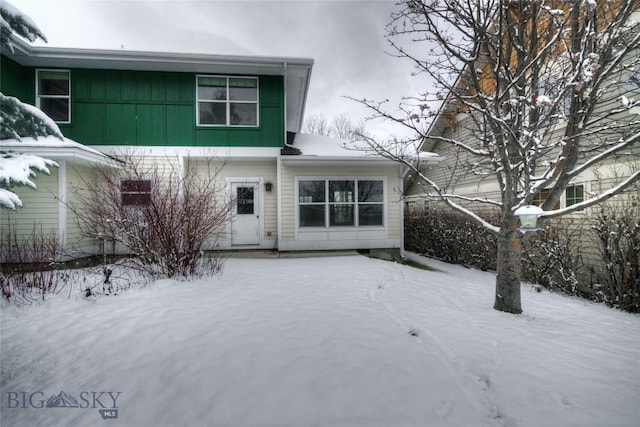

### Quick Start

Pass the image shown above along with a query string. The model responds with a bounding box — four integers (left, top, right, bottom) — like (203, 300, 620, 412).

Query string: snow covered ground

(1, 253, 638, 427)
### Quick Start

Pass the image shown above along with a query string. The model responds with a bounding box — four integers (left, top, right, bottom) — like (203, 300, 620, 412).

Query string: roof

(1, 136, 121, 167)
(283, 133, 441, 166)
(2, 38, 314, 134)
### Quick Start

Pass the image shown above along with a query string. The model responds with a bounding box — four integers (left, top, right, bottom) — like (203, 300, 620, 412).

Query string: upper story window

(197, 76, 258, 127)
(298, 179, 385, 228)
(36, 70, 70, 123)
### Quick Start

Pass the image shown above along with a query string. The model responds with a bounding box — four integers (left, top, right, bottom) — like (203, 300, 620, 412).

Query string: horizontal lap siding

(187, 158, 278, 245)
(280, 163, 403, 246)
(65, 164, 103, 255)
(1, 169, 59, 246)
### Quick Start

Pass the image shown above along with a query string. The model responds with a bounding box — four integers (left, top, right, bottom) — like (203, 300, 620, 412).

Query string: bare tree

(303, 113, 332, 136)
(303, 112, 364, 140)
(70, 155, 232, 278)
(351, 0, 640, 313)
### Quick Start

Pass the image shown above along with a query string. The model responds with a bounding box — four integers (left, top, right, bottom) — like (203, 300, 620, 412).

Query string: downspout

(399, 163, 405, 258)
(277, 61, 287, 247)
(57, 159, 67, 255)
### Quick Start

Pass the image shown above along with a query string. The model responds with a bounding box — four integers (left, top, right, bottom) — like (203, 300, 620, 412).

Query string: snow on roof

(1, 136, 119, 167)
(293, 133, 368, 157)
(291, 133, 441, 164)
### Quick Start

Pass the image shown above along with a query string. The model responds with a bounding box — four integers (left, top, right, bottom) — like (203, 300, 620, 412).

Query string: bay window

(298, 179, 384, 228)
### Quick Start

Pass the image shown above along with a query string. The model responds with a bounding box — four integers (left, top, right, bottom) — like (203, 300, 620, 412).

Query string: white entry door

(230, 181, 261, 245)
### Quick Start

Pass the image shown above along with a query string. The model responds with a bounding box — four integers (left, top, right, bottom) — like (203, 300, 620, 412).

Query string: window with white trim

(532, 184, 585, 209)
(298, 179, 384, 227)
(197, 76, 258, 126)
(36, 69, 70, 123)
(565, 184, 584, 207)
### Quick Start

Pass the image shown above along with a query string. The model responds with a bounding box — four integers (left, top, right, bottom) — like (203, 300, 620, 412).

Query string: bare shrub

(592, 194, 640, 312)
(521, 219, 584, 296)
(70, 155, 231, 279)
(0, 220, 68, 303)
(404, 205, 498, 271)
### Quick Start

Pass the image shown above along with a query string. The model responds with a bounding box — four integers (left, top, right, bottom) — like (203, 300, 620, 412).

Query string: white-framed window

(36, 69, 70, 123)
(121, 179, 152, 206)
(565, 184, 585, 207)
(532, 184, 585, 209)
(298, 178, 385, 228)
(196, 75, 258, 126)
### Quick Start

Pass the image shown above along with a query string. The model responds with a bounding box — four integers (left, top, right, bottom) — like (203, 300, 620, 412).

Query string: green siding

(74, 102, 106, 144)
(59, 69, 284, 147)
(167, 105, 194, 144)
(105, 103, 136, 144)
(1, 55, 35, 103)
(137, 104, 165, 145)
(1, 58, 286, 147)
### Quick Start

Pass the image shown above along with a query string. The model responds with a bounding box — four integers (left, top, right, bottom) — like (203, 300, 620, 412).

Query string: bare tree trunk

(494, 214, 523, 314)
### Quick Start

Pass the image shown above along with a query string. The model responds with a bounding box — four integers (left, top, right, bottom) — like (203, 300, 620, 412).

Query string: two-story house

(404, 1, 639, 291)
(1, 38, 436, 260)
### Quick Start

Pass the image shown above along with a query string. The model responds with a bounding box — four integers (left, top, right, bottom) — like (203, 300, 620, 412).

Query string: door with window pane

(231, 181, 260, 245)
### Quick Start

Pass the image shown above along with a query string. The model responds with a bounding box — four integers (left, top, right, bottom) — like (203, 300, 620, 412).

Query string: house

(1, 38, 439, 260)
(404, 1, 639, 291)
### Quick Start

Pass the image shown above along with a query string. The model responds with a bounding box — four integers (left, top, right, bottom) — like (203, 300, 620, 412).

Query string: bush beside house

(405, 195, 640, 313)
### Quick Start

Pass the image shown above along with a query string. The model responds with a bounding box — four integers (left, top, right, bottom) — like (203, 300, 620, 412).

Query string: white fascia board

(1, 140, 120, 168)
(280, 155, 443, 167)
(6, 41, 314, 75)
(88, 146, 282, 160)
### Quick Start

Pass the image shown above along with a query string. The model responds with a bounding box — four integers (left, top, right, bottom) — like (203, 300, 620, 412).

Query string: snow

(1, 135, 106, 157)
(293, 133, 439, 159)
(1, 254, 639, 427)
(535, 95, 552, 107)
(0, 0, 47, 51)
(0, 151, 56, 189)
(293, 133, 373, 157)
(0, 187, 22, 209)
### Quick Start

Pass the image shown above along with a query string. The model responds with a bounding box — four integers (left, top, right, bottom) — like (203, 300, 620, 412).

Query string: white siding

(187, 158, 278, 249)
(280, 162, 403, 251)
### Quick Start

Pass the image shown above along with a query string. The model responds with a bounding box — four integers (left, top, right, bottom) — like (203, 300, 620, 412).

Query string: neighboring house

(1, 38, 438, 260)
(404, 4, 639, 288)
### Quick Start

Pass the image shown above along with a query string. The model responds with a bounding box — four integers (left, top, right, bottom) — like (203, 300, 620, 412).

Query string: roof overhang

(1, 137, 121, 168)
(2, 38, 314, 134)
(280, 154, 443, 167)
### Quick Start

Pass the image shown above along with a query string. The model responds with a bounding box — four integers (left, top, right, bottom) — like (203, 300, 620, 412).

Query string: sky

(8, 0, 427, 139)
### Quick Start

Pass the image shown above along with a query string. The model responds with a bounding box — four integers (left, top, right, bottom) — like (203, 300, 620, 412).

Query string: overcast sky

(9, 0, 426, 138)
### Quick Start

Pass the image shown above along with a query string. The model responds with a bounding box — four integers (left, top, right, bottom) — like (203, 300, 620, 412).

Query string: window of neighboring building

(298, 179, 384, 228)
(537, 74, 571, 127)
(532, 188, 560, 210)
(197, 76, 258, 126)
(565, 184, 585, 207)
(121, 179, 152, 206)
(532, 185, 584, 209)
(36, 70, 70, 123)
